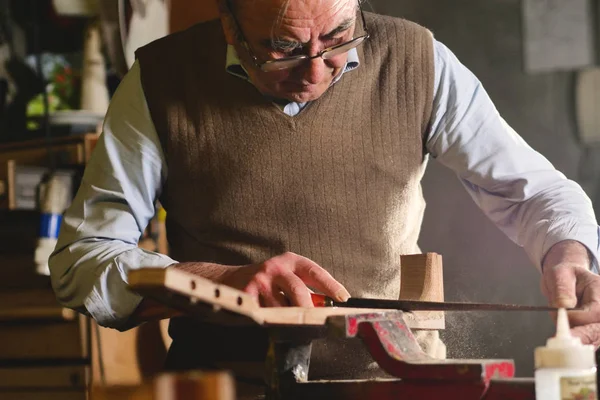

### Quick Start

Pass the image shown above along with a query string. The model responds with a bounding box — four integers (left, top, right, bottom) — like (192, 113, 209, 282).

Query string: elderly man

(50, 0, 600, 387)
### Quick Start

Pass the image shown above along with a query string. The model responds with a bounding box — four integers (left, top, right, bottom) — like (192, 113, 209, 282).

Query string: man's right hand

(131, 252, 347, 326)
(219, 252, 350, 307)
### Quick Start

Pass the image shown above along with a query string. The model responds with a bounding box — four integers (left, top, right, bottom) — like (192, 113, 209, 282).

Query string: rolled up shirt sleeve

(426, 39, 599, 272)
(49, 61, 176, 330)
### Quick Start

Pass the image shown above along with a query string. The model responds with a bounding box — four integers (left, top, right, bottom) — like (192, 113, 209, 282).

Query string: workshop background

(375, 0, 597, 375)
(0, 0, 598, 397)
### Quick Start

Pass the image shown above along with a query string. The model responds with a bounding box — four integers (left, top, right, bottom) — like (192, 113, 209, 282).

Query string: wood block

(400, 253, 445, 329)
(129, 268, 445, 330)
(130, 268, 258, 317)
(400, 253, 444, 302)
(257, 307, 442, 330)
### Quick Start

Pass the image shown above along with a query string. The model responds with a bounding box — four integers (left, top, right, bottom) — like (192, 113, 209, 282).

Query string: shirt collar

(225, 45, 360, 81)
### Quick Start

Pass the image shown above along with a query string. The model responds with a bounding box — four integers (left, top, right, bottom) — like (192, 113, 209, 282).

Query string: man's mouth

(282, 81, 315, 90)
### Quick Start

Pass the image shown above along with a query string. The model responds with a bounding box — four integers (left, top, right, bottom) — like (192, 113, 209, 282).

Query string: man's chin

(281, 86, 328, 103)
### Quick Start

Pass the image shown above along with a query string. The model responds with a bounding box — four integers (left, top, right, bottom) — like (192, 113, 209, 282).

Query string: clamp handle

(310, 293, 335, 307)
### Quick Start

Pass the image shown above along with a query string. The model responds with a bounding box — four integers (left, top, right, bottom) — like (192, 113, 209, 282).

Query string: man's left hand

(542, 240, 600, 347)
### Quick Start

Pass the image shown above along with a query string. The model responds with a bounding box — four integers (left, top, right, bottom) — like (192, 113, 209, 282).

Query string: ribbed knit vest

(137, 12, 434, 377)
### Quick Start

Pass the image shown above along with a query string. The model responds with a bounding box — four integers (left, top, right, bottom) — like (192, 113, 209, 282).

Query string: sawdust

(441, 311, 487, 359)
(440, 310, 512, 360)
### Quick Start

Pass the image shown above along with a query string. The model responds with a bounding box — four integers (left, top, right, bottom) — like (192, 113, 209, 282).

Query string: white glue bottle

(535, 308, 597, 400)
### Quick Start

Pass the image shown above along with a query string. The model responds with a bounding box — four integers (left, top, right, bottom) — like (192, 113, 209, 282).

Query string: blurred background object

(522, 0, 594, 73)
(52, 0, 99, 16)
(34, 171, 73, 275)
(97, 0, 170, 78)
(122, 0, 169, 70)
(79, 21, 109, 114)
(0, 2, 173, 398)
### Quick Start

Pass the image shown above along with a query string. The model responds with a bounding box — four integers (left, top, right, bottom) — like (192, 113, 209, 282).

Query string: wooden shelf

(0, 133, 99, 210)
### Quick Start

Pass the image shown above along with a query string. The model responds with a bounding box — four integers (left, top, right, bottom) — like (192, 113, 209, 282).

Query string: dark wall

(369, 0, 588, 376)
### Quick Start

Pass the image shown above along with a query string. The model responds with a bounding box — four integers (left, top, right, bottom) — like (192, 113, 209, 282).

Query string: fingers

(568, 306, 600, 328)
(260, 290, 289, 307)
(543, 265, 600, 330)
(238, 252, 349, 308)
(290, 254, 351, 302)
(245, 269, 314, 307)
(245, 274, 290, 307)
(243, 283, 261, 306)
(543, 265, 578, 308)
(244, 274, 290, 307)
(567, 268, 600, 326)
(570, 323, 600, 348)
(274, 272, 314, 307)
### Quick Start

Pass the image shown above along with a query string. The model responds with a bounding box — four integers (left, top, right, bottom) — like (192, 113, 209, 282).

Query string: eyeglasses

(226, 1, 370, 72)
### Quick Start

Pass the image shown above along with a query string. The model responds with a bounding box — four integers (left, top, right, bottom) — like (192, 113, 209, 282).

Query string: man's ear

(217, 0, 237, 45)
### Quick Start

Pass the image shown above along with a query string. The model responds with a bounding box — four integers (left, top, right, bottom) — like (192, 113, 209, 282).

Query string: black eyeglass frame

(226, 1, 370, 72)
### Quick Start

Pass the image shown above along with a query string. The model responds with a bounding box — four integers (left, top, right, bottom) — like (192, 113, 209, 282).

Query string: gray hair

(228, 0, 362, 17)
(226, 0, 362, 47)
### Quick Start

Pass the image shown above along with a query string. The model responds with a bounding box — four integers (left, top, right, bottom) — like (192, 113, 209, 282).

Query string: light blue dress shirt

(49, 40, 600, 329)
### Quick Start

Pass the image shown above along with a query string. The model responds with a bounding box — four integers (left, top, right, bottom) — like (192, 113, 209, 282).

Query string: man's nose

(300, 57, 327, 84)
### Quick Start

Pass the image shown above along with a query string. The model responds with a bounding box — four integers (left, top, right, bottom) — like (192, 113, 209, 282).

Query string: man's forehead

(236, 0, 356, 33)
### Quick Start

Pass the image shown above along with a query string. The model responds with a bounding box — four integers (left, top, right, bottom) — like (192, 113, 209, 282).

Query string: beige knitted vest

(137, 12, 435, 378)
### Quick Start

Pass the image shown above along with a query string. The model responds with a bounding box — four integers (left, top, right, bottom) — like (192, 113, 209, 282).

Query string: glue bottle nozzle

(555, 308, 571, 338)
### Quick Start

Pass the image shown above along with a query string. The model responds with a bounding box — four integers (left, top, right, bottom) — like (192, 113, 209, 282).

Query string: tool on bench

(310, 292, 578, 312)
(127, 254, 543, 399)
